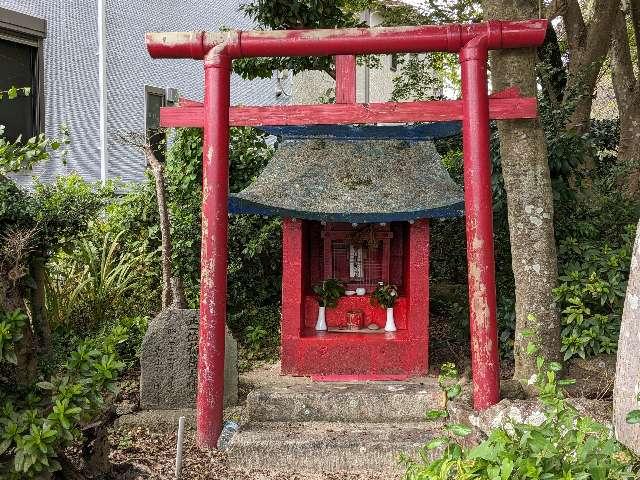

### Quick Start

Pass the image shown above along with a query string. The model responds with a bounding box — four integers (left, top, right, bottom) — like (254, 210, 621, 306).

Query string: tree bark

(484, 0, 561, 384)
(611, 3, 640, 195)
(144, 145, 186, 309)
(30, 255, 51, 353)
(613, 219, 640, 456)
(561, 0, 621, 133)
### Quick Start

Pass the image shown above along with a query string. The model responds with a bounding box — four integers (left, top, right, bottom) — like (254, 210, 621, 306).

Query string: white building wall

(0, 0, 286, 184)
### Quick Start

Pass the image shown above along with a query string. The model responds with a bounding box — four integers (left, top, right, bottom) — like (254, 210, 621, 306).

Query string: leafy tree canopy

(234, 0, 370, 79)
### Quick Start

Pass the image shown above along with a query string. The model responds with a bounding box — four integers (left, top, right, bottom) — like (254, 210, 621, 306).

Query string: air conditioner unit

(166, 87, 179, 105)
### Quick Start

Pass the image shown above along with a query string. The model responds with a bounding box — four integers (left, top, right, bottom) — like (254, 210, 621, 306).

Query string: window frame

(0, 7, 46, 136)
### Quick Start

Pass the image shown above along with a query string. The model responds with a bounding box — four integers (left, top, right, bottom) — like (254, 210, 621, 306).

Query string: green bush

(0, 174, 113, 258)
(0, 310, 27, 365)
(46, 231, 149, 330)
(0, 312, 137, 478)
(164, 128, 283, 348)
(403, 355, 640, 479)
(233, 305, 281, 367)
(553, 224, 635, 360)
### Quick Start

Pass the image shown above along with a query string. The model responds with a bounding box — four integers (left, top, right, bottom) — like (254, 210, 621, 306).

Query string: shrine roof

(229, 132, 464, 223)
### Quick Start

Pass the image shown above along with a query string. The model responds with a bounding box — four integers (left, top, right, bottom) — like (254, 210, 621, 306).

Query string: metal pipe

(196, 47, 231, 448)
(460, 36, 500, 410)
(145, 20, 547, 60)
(175, 416, 186, 479)
(97, 0, 108, 183)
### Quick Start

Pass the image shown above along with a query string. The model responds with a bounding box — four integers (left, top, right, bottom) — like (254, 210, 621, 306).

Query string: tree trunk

(613, 219, 640, 456)
(484, 0, 561, 384)
(30, 255, 51, 353)
(562, 0, 620, 134)
(144, 145, 187, 309)
(611, 3, 640, 195)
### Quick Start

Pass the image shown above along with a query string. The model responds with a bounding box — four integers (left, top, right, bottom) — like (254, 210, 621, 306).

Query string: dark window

(0, 38, 38, 141)
(0, 8, 46, 142)
(145, 86, 166, 162)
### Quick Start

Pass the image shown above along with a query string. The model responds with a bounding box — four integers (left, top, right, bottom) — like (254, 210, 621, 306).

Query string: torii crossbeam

(146, 19, 548, 448)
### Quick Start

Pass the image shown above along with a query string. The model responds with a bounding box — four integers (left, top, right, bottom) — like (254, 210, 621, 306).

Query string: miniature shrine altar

(230, 125, 464, 380)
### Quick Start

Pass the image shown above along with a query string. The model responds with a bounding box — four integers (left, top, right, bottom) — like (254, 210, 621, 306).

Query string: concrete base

(245, 381, 445, 423)
(228, 375, 446, 474)
(227, 421, 441, 474)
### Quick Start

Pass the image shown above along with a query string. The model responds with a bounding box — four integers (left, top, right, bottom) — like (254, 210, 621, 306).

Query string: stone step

(226, 421, 441, 474)
(244, 380, 445, 423)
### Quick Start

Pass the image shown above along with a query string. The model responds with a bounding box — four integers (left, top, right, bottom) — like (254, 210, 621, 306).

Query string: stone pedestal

(614, 222, 640, 455)
(139, 308, 238, 410)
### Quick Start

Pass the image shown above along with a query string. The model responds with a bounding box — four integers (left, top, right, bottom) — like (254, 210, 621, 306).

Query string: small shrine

(230, 125, 464, 380)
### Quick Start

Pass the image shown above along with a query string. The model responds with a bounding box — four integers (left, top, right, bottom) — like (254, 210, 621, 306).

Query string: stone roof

(229, 138, 464, 223)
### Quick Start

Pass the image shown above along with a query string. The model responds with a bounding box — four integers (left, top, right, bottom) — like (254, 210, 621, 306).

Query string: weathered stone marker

(140, 309, 238, 410)
(613, 221, 640, 455)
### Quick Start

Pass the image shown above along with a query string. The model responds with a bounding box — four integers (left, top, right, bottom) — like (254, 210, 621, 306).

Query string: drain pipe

(97, 0, 108, 183)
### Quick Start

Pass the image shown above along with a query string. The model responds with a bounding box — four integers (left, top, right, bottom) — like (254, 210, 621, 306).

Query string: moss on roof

(229, 139, 464, 222)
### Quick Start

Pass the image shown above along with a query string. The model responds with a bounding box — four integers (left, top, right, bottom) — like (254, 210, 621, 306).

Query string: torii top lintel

(148, 21, 547, 129)
(145, 20, 547, 60)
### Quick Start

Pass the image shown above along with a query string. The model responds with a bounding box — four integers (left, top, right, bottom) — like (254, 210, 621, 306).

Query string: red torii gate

(145, 19, 548, 447)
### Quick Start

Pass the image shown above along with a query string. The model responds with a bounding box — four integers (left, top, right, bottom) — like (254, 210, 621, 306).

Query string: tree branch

(116, 130, 186, 309)
(563, 0, 621, 132)
(561, 0, 587, 55)
(611, 6, 637, 113)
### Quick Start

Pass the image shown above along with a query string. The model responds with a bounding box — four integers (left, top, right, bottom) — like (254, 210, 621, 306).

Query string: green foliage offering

(313, 279, 346, 308)
(371, 282, 399, 309)
(403, 357, 640, 479)
(0, 310, 27, 365)
(0, 313, 140, 478)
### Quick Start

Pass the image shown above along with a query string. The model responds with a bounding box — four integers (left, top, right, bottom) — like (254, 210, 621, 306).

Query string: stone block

(245, 381, 445, 423)
(139, 308, 237, 410)
(226, 421, 442, 474)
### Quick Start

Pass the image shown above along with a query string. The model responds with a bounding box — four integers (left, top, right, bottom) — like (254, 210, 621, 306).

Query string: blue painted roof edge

(228, 196, 465, 222)
(259, 122, 462, 142)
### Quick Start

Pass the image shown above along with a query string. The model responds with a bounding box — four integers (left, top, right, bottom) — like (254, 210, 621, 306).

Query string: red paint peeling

(159, 97, 538, 128)
(146, 20, 547, 59)
(461, 38, 500, 410)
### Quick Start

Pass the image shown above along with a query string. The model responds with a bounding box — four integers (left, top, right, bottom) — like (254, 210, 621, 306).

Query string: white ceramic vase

(315, 306, 327, 331)
(384, 307, 397, 332)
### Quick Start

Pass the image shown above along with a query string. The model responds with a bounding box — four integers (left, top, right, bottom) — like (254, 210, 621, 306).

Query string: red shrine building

(230, 125, 464, 380)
